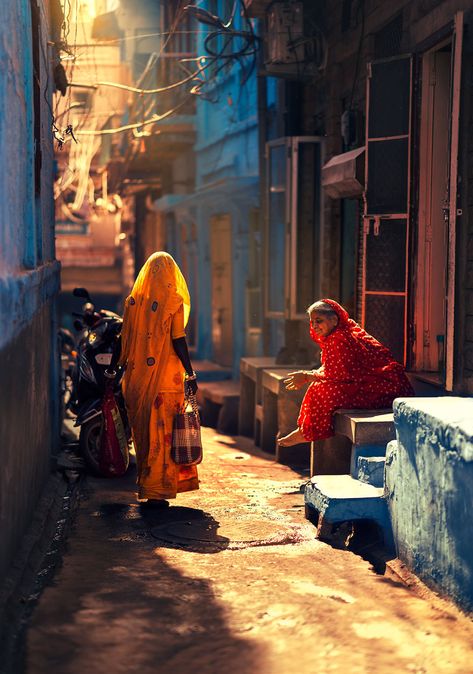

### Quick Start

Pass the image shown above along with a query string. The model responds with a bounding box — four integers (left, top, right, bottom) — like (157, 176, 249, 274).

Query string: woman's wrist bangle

(185, 371, 197, 381)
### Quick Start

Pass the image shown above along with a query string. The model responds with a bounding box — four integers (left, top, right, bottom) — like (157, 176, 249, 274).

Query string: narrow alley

(20, 427, 473, 674)
(2, 1, 473, 672)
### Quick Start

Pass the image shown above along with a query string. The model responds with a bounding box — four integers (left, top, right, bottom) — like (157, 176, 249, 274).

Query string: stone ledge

(357, 456, 385, 488)
(197, 381, 240, 434)
(197, 380, 240, 405)
(305, 474, 386, 520)
(240, 356, 284, 380)
(393, 397, 473, 460)
(194, 360, 232, 382)
(334, 409, 395, 445)
(0, 261, 60, 351)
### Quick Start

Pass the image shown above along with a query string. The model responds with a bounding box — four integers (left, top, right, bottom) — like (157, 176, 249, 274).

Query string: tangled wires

(184, 2, 260, 81)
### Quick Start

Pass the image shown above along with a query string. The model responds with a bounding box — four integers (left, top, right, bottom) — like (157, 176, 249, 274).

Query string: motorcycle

(58, 326, 77, 423)
(70, 287, 130, 476)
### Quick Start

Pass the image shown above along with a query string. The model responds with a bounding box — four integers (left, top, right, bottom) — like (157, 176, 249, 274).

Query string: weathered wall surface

(301, 0, 473, 380)
(0, 0, 60, 578)
(386, 397, 473, 612)
(181, 2, 260, 375)
(0, 305, 56, 578)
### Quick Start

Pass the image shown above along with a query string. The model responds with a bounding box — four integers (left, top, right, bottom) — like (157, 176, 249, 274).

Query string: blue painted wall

(0, 0, 60, 578)
(386, 397, 473, 613)
(189, 1, 260, 375)
(153, 2, 262, 375)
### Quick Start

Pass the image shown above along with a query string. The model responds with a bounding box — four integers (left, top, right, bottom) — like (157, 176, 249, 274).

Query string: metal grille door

(363, 55, 412, 364)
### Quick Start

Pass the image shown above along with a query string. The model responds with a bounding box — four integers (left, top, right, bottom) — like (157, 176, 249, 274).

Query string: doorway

(210, 214, 233, 367)
(415, 44, 451, 379)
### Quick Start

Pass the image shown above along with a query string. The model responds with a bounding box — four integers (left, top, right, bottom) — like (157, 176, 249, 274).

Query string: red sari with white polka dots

(298, 299, 414, 441)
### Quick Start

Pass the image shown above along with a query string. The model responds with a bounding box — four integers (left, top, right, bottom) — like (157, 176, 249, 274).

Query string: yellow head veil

(119, 251, 190, 398)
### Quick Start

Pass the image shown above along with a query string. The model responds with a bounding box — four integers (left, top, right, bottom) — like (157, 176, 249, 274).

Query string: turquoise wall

(187, 1, 260, 375)
(0, 0, 60, 576)
(386, 397, 473, 612)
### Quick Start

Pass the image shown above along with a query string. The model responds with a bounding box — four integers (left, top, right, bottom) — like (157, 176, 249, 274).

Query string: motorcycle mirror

(73, 287, 91, 300)
(73, 319, 84, 331)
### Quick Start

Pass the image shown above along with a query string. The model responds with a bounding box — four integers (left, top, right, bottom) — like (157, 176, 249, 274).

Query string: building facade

(54, 0, 131, 323)
(0, 0, 61, 578)
(155, 1, 262, 376)
(246, 0, 473, 608)
(247, 0, 473, 396)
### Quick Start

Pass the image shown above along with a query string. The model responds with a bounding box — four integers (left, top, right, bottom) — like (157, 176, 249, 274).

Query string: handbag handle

(182, 386, 200, 416)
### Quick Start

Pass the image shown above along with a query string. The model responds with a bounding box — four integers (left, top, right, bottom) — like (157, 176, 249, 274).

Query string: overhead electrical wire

(74, 99, 190, 136)
(85, 58, 209, 95)
(54, 0, 262, 202)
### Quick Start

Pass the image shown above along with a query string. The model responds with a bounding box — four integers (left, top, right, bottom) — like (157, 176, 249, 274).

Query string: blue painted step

(357, 456, 385, 488)
(350, 443, 388, 476)
(305, 474, 393, 549)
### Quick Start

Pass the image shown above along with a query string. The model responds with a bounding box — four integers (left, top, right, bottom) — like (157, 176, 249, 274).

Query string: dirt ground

(24, 427, 473, 674)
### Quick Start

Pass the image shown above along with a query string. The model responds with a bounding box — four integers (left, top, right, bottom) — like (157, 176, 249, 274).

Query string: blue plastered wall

(0, 0, 60, 577)
(386, 397, 473, 613)
(191, 2, 260, 375)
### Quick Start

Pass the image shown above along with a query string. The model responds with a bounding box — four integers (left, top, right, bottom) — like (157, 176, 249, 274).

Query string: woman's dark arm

(172, 336, 198, 394)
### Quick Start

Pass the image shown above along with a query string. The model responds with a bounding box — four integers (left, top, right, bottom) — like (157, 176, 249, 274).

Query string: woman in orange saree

(119, 252, 199, 505)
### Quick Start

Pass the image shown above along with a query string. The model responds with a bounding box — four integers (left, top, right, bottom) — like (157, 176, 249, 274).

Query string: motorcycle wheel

(79, 416, 103, 476)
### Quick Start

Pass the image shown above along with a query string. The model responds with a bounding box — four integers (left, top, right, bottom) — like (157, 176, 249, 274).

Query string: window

(265, 136, 324, 319)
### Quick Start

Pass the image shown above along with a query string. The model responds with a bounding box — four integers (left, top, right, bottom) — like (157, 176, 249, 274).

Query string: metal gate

(362, 55, 412, 364)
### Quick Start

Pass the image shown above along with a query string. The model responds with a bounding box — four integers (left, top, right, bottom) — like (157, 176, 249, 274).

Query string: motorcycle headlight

(88, 332, 97, 345)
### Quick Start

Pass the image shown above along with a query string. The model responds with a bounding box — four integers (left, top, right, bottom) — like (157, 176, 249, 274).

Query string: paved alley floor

(24, 427, 473, 674)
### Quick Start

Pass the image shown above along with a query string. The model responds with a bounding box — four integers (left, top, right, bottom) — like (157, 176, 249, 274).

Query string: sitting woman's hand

(284, 371, 312, 391)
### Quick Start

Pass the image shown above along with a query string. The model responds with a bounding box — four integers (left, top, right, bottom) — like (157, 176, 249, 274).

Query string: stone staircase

(304, 409, 396, 549)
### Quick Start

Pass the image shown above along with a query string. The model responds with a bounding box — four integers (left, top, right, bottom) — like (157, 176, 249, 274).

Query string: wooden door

(210, 214, 233, 367)
(445, 12, 463, 390)
(416, 47, 451, 377)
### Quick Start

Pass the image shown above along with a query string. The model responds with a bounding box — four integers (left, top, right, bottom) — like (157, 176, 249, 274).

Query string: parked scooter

(70, 287, 130, 476)
(58, 326, 77, 423)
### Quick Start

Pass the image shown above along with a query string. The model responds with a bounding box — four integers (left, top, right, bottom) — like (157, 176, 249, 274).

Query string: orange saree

(119, 252, 199, 500)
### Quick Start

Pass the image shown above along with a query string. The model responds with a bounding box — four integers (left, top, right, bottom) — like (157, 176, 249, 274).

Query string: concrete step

(194, 360, 232, 382)
(350, 442, 389, 475)
(334, 409, 395, 445)
(304, 473, 393, 550)
(305, 474, 386, 523)
(197, 380, 240, 434)
(356, 456, 385, 488)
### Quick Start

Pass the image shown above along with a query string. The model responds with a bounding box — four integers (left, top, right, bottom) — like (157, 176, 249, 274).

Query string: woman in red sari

(278, 299, 414, 446)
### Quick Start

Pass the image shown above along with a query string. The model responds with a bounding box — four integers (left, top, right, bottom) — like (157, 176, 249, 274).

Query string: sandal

(140, 499, 170, 509)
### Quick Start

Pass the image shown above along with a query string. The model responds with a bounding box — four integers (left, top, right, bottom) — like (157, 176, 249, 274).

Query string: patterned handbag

(171, 392, 203, 465)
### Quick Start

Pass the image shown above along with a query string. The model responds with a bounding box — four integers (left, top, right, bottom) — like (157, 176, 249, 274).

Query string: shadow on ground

(21, 473, 264, 674)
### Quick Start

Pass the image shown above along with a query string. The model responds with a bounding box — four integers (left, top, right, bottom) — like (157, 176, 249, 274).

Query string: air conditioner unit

(266, 1, 304, 64)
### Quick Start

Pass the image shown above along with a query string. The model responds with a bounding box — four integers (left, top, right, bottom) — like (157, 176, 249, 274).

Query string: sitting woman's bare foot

(277, 428, 305, 447)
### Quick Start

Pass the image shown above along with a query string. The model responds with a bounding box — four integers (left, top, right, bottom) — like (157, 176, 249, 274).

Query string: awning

(322, 146, 365, 199)
(154, 176, 259, 213)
